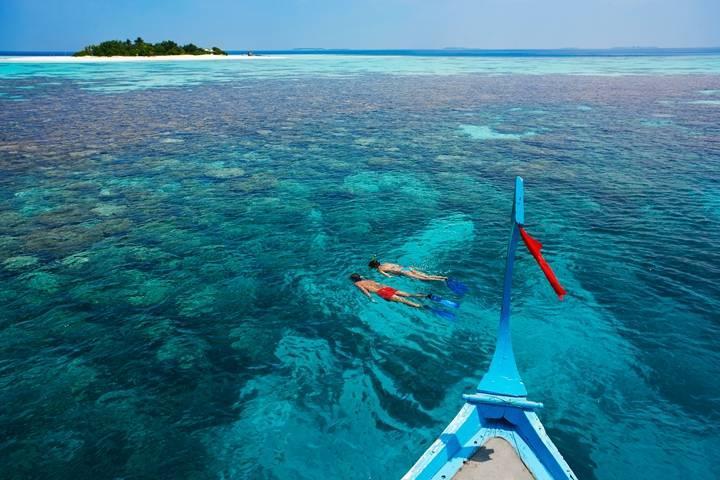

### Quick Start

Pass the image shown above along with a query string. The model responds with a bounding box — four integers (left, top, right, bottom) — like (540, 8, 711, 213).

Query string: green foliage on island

(73, 38, 227, 57)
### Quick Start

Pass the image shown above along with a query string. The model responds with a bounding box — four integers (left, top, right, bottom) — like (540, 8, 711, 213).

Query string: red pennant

(519, 227, 567, 300)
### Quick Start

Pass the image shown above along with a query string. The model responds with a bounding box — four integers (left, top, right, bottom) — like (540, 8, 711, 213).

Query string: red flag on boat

(519, 227, 567, 300)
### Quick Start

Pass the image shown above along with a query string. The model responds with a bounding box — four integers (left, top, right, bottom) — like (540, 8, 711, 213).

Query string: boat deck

(452, 437, 534, 480)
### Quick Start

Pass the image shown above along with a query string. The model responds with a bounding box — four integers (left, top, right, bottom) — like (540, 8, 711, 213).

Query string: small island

(73, 38, 227, 57)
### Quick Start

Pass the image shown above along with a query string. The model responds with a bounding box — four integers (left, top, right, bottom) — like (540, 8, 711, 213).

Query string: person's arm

(379, 269, 393, 278)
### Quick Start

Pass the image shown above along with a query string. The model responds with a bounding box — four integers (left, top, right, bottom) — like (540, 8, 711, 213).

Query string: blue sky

(1, 0, 718, 51)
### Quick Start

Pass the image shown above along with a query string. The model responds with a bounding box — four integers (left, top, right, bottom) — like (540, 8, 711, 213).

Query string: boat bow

(403, 177, 577, 480)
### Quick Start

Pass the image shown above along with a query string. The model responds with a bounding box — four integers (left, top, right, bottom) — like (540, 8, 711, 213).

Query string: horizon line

(2, 46, 720, 53)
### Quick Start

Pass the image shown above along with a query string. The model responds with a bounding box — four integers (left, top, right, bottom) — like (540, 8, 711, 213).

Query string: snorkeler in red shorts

(350, 273, 426, 308)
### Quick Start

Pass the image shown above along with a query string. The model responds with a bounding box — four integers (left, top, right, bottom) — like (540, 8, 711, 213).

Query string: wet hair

(368, 258, 380, 269)
(350, 273, 363, 282)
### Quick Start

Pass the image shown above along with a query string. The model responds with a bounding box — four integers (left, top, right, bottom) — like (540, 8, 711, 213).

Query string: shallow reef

(0, 66, 719, 480)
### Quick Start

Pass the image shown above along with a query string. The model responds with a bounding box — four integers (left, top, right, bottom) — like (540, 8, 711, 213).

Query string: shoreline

(0, 54, 280, 63)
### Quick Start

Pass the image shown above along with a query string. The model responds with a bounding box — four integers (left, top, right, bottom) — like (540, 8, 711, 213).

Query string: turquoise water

(2, 53, 720, 92)
(1, 55, 719, 479)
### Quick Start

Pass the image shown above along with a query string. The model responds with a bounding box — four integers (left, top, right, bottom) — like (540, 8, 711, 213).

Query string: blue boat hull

(403, 177, 578, 479)
(403, 400, 576, 479)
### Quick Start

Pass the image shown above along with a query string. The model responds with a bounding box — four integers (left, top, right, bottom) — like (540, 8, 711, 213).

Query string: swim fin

(426, 306, 456, 321)
(446, 278, 469, 296)
(427, 293, 460, 309)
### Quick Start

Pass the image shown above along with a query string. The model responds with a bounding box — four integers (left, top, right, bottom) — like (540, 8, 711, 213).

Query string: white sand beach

(0, 54, 281, 63)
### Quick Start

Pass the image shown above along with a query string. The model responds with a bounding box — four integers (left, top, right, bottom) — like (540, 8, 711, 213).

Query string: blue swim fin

(427, 306, 456, 321)
(446, 278, 469, 296)
(427, 293, 460, 309)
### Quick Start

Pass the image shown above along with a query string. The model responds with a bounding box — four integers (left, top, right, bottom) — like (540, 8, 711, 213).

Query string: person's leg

(406, 269, 447, 281)
(391, 295, 421, 308)
(396, 290, 426, 298)
(402, 270, 434, 281)
(419, 274, 448, 281)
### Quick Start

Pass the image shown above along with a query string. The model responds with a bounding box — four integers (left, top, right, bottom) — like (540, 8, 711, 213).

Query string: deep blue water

(0, 56, 719, 479)
(253, 48, 720, 57)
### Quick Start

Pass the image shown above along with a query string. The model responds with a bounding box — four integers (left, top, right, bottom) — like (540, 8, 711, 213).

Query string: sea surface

(1, 53, 719, 480)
